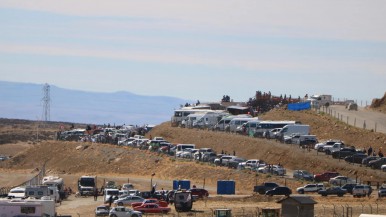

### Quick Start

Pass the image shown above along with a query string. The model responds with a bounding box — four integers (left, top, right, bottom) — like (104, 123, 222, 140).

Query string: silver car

(113, 195, 144, 206)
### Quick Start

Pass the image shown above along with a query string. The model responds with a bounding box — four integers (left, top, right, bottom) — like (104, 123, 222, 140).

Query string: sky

(1, 0, 386, 104)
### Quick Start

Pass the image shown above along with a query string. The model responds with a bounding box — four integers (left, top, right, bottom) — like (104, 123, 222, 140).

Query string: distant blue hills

(0, 81, 188, 125)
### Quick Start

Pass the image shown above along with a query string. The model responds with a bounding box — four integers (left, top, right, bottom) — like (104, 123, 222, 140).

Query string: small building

(277, 196, 317, 217)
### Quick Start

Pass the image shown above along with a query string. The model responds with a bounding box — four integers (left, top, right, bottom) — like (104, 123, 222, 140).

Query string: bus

(253, 121, 297, 138)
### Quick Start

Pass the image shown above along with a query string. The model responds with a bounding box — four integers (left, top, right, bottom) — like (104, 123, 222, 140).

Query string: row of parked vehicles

(314, 139, 386, 170)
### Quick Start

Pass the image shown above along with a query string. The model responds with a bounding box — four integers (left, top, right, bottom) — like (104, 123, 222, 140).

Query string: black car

(368, 157, 386, 169)
(293, 170, 314, 181)
(265, 187, 292, 196)
(341, 183, 358, 194)
(318, 187, 347, 197)
(362, 156, 380, 166)
(331, 148, 357, 159)
(344, 153, 368, 164)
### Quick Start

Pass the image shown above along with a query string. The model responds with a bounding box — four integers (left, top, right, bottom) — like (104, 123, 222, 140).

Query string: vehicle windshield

(80, 178, 95, 187)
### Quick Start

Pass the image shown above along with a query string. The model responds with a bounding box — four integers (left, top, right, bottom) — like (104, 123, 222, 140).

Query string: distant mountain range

(0, 81, 188, 125)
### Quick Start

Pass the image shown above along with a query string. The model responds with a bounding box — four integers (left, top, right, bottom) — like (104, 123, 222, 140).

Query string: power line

(42, 83, 51, 122)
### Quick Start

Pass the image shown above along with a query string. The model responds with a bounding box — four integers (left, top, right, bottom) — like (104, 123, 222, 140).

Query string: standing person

(93, 187, 98, 201)
(368, 146, 373, 156)
(108, 195, 113, 207)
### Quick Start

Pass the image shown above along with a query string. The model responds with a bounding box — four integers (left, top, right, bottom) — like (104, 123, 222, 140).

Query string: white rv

(192, 112, 228, 129)
(276, 125, 310, 141)
(42, 176, 64, 191)
(0, 197, 56, 217)
(172, 108, 220, 126)
(307, 94, 332, 108)
(24, 185, 60, 203)
(7, 186, 26, 199)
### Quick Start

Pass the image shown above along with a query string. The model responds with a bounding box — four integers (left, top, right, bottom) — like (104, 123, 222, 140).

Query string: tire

(132, 215, 138, 217)
(299, 190, 304, 194)
(325, 150, 331, 155)
(322, 194, 327, 197)
(118, 202, 123, 206)
(338, 194, 343, 197)
(111, 215, 117, 217)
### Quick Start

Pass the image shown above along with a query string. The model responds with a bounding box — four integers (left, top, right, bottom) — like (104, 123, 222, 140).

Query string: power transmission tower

(42, 83, 51, 122)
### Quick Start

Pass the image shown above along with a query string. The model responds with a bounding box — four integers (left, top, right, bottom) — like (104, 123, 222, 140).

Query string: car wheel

(325, 150, 331, 155)
(162, 210, 169, 214)
(322, 194, 327, 197)
(110, 215, 117, 217)
(118, 202, 123, 206)
(132, 215, 138, 217)
(338, 194, 343, 197)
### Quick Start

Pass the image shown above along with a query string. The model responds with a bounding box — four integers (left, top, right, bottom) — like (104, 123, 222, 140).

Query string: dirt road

(328, 105, 386, 134)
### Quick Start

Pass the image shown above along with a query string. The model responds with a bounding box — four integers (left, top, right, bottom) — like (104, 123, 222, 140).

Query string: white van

(193, 112, 228, 129)
(104, 188, 120, 203)
(276, 125, 310, 141)
(229, 117, 259, 133)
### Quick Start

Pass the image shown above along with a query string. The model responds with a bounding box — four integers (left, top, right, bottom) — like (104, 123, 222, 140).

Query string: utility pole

(42, 83, 51, 122)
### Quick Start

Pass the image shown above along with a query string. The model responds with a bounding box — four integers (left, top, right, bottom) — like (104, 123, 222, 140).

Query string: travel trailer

(0, 197, 56, 217)
(42, 176, 64, 190)
(24, 185, 60, 203)
(307, 94, 332, 108)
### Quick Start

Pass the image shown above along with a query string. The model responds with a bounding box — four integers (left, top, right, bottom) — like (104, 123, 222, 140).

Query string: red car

(131, 198, 168, 208)
(314, 171, 339, 182)
(133, 203, 171, 214)
(189, 188, 209, 199)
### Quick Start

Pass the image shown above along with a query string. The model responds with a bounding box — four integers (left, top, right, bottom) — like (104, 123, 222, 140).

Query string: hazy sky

(1, 1, 386, 104)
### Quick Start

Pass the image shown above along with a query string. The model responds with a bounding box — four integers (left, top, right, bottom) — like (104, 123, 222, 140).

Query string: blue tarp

(288, 101, 311, 111)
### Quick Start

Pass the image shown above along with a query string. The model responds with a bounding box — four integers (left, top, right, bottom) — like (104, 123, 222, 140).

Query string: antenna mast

(42, 83, 51, 122)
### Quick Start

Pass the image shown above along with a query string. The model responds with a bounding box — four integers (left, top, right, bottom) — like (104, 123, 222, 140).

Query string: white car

(257, 165, 286, 176)
(296, 183, 324, 194)
(7, 186, 26, 198)
(109, 206, 142, 217)
(113, 195, 144, 206)
(381, 164, 386, 172)
(329, 176, 356, 186)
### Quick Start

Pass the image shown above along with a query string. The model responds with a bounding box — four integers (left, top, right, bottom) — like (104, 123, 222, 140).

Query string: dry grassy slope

(2, 108, 386, 194)
(371, 92, 386, 114)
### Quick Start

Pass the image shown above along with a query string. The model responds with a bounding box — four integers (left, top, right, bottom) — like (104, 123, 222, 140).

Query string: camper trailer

(24, 185, 60, 203)
(42, 176, 64, 191)
(0, 197, 56, 217)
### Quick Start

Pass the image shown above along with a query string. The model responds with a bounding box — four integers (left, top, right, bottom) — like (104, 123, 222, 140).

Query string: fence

(316, 106, 386, 134)
(0, 162, 46, 196)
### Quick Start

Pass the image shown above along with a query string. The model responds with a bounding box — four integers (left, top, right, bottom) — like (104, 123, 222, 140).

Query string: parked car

(227, 157, 246, 169)
(265, 187, 292, 196)
(378, 184, 386, 197)
(133, 203, 171, 214)
(122, 183, 134, 191)
(189, 188, 209, 199)
(314, 140, 341, 152)
(113, 195, 144, 206)
(202, 152, 218, 163)
(329, 176, 356, 186)
(109, 206, 142, 217)
(293, 170, 314, 181)
(314, 171, 339, 182)
(318, 187, 347, 197)
(344, 153, 368, 164)
(341, 183, 358, 194)
(257, 165, 286, 176)
(95, 205, 110, 217)
(331, 147, 357, 159)
(362, 156, 380, 167)
(254, 182, 280, 195)
(214, 155, 237, 166)
(131, 198, 168, 208)
(368, 157, 386, 169)
(382, 164, 386, 172)
(352, 185, 372, 197)
(296, 183, 324, 194)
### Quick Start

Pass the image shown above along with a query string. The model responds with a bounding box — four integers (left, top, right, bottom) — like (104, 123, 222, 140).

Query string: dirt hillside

(1, 108, 386, 193)
(371, 92, 386, 114)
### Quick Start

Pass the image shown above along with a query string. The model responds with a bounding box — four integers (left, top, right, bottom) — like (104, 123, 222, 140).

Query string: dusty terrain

(1, 107, 386, 216)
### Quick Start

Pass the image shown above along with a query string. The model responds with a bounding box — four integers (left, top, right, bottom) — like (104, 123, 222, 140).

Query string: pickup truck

(324, 142, 345, 155)
(253, 182, 279, 195)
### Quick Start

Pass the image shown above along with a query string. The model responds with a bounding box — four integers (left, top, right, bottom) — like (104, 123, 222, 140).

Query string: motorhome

(307, 94, 332, 108)
(276, 125, 310, 141)
(24, 185, 60, 203)
(78, 175, 97, 196)
(253, 121, 297, 137)
(42, 176, 64, 191)
(192, 112, 228, 129)
(229, 117, 259, 133)
(0, 197, 56, 217)
(172, 108, 216, 126)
